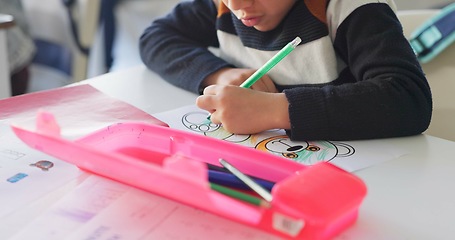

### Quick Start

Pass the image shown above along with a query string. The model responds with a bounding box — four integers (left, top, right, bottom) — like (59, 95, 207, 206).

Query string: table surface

(2, 65, 455, 239)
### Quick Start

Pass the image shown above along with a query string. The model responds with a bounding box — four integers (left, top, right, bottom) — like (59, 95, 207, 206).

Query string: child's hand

(196, 85, 290, 134)
(203, 68, 278, 93)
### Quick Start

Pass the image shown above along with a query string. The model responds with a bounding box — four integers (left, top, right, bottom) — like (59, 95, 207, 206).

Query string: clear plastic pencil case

(12, 112, 367, 239)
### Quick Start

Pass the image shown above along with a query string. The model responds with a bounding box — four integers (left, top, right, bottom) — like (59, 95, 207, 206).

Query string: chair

(64, 0, 101, 81)
(0, 14, 14, 99)
(21, 0, 101, 85)
(398, 9, 455, 141)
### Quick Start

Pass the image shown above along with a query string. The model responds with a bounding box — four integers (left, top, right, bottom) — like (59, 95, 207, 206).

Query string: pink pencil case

(12, 112, 367, 239)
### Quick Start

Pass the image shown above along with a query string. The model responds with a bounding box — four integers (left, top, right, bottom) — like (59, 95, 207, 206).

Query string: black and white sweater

(140, 0, 432, 141)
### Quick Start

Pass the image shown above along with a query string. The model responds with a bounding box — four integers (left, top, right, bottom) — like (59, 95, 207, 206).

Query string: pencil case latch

(268, 162, 367, 239)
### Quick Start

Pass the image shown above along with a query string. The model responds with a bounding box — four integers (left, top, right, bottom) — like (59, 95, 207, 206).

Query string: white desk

(2, 65, 455, 239)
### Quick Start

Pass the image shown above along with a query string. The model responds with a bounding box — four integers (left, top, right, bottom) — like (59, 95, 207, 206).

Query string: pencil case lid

(409, 3, 455, 63)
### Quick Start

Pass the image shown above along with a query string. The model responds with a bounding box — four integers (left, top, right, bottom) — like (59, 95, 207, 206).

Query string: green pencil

(206, 36, 301, 121)
(219, 158, 273, 203)
(240, 36, 301, 88)
(210, 182, 270, 208)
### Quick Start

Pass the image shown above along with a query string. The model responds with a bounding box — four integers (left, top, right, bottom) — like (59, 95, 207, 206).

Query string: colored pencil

(210, 182, 270, 208)
(208, 169, 275, 192)
(219, 158, 273, 202)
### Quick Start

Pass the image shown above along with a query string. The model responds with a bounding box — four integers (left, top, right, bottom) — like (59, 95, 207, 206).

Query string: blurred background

(3, 0, 454, 94)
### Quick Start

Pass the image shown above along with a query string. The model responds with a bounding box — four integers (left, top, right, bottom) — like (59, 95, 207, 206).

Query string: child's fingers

(250, 76, 277, 93)
(196, 95, 216, 112)
(198, 85, 219, 113)
(202, 84, 219, 95)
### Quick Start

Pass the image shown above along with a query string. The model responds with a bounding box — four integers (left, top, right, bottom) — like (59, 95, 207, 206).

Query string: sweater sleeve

(139, 0, 232, 93)
(283, 3, 432, 141)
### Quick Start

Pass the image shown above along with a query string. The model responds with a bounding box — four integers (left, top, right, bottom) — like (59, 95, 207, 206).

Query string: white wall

(394, 0, 453, 10)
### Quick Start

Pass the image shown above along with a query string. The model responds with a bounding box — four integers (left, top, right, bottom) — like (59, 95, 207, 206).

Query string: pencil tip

(201, 118, 212, 125)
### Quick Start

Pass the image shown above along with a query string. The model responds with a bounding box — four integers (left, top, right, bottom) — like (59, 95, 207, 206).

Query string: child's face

(222, 0, 296, 32)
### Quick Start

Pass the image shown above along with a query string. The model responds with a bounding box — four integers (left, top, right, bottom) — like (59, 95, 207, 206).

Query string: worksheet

(0, 123, 81, 218)
(154, 104, 407, 172)
(10, 175, 280, 240)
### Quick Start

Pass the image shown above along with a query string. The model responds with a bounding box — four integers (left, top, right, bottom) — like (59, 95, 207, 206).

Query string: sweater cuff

(284, 88, 330, 140)
(185, 54, 232, 94)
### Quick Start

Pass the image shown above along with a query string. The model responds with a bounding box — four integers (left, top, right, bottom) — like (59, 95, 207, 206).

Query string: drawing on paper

(0, 148, 26, 160)
(7, 173, 28, 183)
(179, 111, 355, 165)
(30, 160, 54, 171)
(182, 112, 251, 143)
(255, 135, 355, 165)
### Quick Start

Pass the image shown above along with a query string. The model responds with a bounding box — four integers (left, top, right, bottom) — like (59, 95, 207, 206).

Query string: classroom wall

(395, 0, 453, 10)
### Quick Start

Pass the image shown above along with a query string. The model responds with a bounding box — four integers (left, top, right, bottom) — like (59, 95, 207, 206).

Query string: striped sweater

(140, 0, 432, 141)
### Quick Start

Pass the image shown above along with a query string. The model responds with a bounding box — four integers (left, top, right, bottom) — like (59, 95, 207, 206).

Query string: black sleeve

(284, 3, 432, 141)
(139, 0, 232, 93)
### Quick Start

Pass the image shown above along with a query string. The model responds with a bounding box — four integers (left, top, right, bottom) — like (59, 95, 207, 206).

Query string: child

(139, 0, 432, 141)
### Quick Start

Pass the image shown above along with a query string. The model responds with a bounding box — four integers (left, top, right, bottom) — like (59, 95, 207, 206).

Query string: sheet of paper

(0, 123, 81, 218)
(154, 104, 407, 172)
(0, 84, 166, 139)
(9, 175, 130, 240)
(11, 175, 280, 240)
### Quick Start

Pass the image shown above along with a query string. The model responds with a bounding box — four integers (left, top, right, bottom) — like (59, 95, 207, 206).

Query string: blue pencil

(208, 169, 275, 192)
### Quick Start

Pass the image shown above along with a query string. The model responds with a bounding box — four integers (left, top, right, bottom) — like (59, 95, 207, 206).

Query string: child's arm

(283, 3, 432, 140)
(139, 0, 231, 93)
